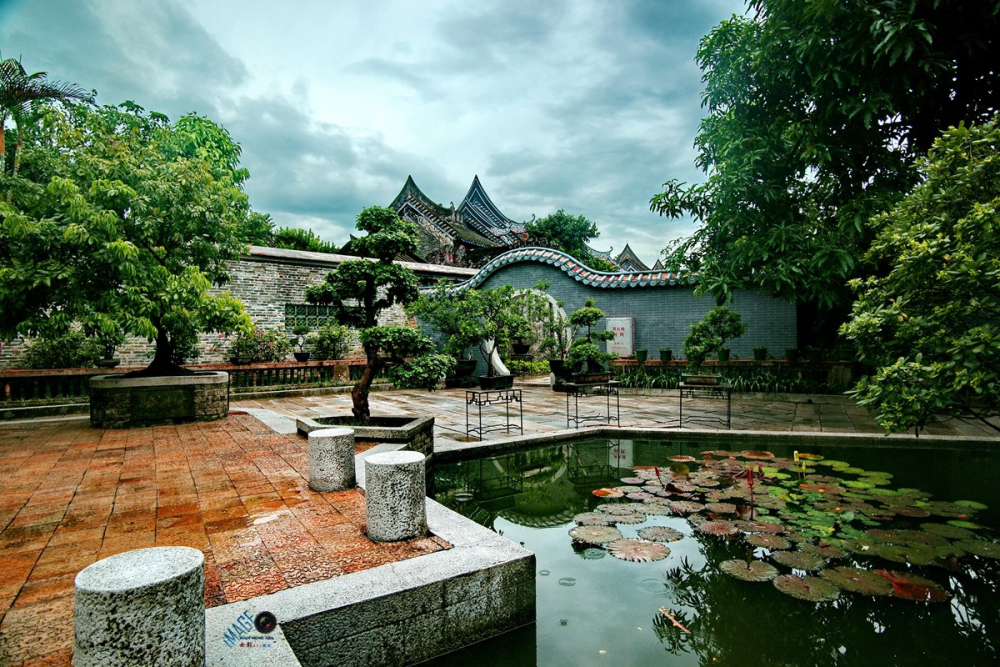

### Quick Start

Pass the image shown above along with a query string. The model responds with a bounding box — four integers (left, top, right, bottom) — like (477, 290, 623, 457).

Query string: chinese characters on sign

(606, 317, 635, 358)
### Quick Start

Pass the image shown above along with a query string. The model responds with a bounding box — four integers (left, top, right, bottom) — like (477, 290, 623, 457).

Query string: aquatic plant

(720, 559, 779, 582)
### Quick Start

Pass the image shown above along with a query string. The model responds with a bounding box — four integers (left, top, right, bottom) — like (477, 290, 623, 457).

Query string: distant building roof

(615, 244, 649, 272)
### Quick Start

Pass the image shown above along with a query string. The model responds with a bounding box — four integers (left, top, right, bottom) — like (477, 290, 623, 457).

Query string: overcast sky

(0, 0, 745, 265)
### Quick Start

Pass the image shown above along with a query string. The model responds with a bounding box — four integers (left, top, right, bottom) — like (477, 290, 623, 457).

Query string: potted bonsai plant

(682, 306, 746, 384)
(291, 324, 313, 362)
(753, 345, 768, 361)
(659, 348, 673, 362)
(567, 298, 616, 383)
(94, 329, 126, 369)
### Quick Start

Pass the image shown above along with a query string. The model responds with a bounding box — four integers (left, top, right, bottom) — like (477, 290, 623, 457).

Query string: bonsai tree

(291, 324, 313, 353)
(566, 298, 616, 372)
(0, 101, 257, 376)
(682, 306, 747, 369)
(305, 206, 453, 420)
(409, 284, 483, 360)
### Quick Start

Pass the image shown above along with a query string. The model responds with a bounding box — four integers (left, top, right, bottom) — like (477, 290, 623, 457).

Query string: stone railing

(0, 359, 369, 407)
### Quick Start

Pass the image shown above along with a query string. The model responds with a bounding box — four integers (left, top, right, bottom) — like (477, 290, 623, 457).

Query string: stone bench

(308, 427, 356, 491)
(74, 546, 205, 667)
(365, 451, 427, 542)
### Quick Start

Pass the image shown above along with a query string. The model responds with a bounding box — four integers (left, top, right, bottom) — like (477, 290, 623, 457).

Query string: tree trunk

(0, 116, 5, 174)
(351, 363, 377, 421)
(141, 326, 186, 376)
(6, 131, 21, 203)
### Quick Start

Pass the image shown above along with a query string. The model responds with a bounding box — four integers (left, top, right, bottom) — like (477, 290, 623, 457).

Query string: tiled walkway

(0, 413, 448, 667)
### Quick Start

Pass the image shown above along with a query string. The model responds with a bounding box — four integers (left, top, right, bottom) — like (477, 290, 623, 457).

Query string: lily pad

(592, 488, 624, 498)
(607, 539, 671, 562)
(955, 539, 1000, 559)
(772, 550, 825, 571)
(954, 500, 988, 511)
(921, 522, 977, 540)
(875, 570, 950, 603)
(569, 525, 622, 545)
(610, 512, 647, 525)
(620, 477, 646, 485)
(843, 538, 879, 556)
(697, 520, 740, 538)
(773, 574, 840, 602)
(946, 520, 982, 530)
(887, 506, 931, 518)
(634, 504, 674, 516)
(705, 502, 738, 515)
(818, 566, 893, 596)
(626, 492, 655, 501)
(667, 455, 697, 463)
(669, 500, 705, 514)
(740, 450, 775, 460)
(597, 504, 641, 516)
(746, 534, 791, 550)
(574, 512, 615, 526)
(616, 485, 644, 493)
(720, 559, 779, 582)
(798, 543, 848, 560)
(638, 526, 685, 543)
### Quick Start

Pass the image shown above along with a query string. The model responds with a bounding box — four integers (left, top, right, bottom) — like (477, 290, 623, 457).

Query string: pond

(427, 437, 1000, 667)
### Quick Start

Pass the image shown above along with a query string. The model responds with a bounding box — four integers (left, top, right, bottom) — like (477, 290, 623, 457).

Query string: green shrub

(23, 331, 103, 369)
(227, 326, 293, 362)
(506, 359, 550, 375)
(683, 306, 747, 368)
(312, 324, 352, 360)
(388, 355, 457, 390)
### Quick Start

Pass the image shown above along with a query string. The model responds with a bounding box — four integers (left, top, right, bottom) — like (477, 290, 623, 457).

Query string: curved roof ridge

(425, 247, 693, 293)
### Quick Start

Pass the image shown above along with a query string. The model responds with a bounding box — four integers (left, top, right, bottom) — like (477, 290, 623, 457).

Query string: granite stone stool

(309, 427, 356, 491)
(74, 546, 205, 667)
(365, 450, 427, 542)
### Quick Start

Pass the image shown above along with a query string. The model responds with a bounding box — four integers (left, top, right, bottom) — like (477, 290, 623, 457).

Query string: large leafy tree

(651, 0, 1000, 338)
(0, 101, 257, 374)
(841, 119, 1000, 435)
(305, 206, 453, 420)
(525, 209, 600, 262)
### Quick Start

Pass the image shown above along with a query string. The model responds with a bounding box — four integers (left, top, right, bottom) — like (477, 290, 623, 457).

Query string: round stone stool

(365, 450, 427, 542)
(309, 427, 356, 491)
(74, 546, 205, 667)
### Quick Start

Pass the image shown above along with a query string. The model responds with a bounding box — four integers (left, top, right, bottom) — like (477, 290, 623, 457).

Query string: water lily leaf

(843, 538, 879, 556)
(569, 525, 622, 545)
(819, 566, 894, 596)
(875, 570, 949, 603)
(607, 539, 671, 562)
(796, 453, 824, 461)
(740, 450, 775, 460)
(574, 512, 615, 526)
(667, 455, 697, 463)
(669, 500, 705, 514)
(954, 500, 988, 511)
(798, 543, 848, 560)
(773, 574, 840, 602)
(705, 502, 737, 515)
(955, 539, 1000, 559)
(592, 488, 624, 498)
(620, 477, 646, 485)
(920, 522, 977, 540)
(887, 506, 931, 518)
(669, 462, 691, 477)
(721, 559, 779, 582)
(626, 492, 655, 501)
(638, 526, 685, 543)
(946, 520, 982, 530)
(697, 520, 740, 538)
(816, 460, 850, 468)
(746, 534, 791, 550)
(610, 512, 647, 525)
(634, 504, 674, 516)
(615, 485, 644, 493)
(772, 550, 826, 571)
(597, 503, 641, 516)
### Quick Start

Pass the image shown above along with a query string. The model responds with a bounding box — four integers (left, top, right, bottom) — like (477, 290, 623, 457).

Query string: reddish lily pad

(574, 512, 615, 526)
(705, 502, 738, 515)
(697, 520, 740, 538)
(592, 488, 624, 498)
(773, 574, 840, 602)
(720, 559, 779, 582)
(818, 567, 893, 596)
(667, 455, 697, 463)
(597, 504, 641, 516)
(620, 477, 646, 485)
(569, 525, 623, 545)
(746, 534, 791, 550)
(798, 543, 848, 560)
(888, 506, 931, 518)
(607, 539, 671, 562)
(669, 501, 705, 514)
(634, 504, 674, 516)
(638, 526, 685, 543)
(875, 570, 950, 603)
(740, 450, 775, 460)
(610, 512, 647, 525)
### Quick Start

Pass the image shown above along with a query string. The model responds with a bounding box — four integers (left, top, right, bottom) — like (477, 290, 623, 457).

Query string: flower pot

(96, 358, 121, 369)
(753, 347, 768, 361)
(785, 348, 800, 364)
(294, 351, 311, 362)
(512, 342, 531, 355)
(479, 374, 514, 390)
(659, 349, 673, 362)
(548, 359, 570, 378)
(455, 359, 478, 377)
(717, 348, 731, 362)
(635, 349, 648, 363)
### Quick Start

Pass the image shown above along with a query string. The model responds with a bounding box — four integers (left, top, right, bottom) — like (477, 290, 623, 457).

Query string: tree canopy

(651, 0, 1000, 336)
(841, 118, 1000, 434)
(0, 100, 259, 373)
(525, 209, 600, 262)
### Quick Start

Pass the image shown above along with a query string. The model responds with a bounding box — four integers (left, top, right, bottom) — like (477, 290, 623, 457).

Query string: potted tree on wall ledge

(567, 298, 616, 383)
(682, 306, 747, 385)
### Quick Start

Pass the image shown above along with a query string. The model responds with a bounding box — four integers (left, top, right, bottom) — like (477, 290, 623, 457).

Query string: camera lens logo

(254, 611, 277, 634)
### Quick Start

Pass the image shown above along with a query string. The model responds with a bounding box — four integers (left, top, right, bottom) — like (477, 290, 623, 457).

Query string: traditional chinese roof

(427, 247, 692, 294)
(651, 259, 665, 271)
(615, 243, 649, 272)
(585, 244, 616, 262)
(456, 175, 526, 246)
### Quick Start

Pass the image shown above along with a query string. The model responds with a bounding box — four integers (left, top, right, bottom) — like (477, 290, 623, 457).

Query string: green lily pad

(772, 550, 825, 571)
(746, 534, 791, 550)
(773, 574, 840, 602)
(607, 539, 671, 562)
(569, 525, 622, 545)
(638, 526, 685, 543)
(818, 566, 893, 596)
(955, 539, 1000, 559)
(721, 559, 779, 582)
(946, 520, 982, 530)
(921, 523, 977, 540)
(954, 500, 988, 511)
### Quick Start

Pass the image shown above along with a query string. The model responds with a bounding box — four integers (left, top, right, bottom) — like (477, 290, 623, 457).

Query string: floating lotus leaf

(866, 528, 912, 545)
(772, 550, 825, 571)
(597, 504, 641, 515)
(859, 470, 893, 479)
(695, 479, 720, 488)
(946, 520, 982, 529)
(697, 520, 740, 538)
(955, 539, 1000, 559)
(754, 496, 787, 510)
(861, 508, 896, 520)
(875, 570, 949, 602)
(806, 474, 842, 484)
(669, 462, 691, 477)
(894, 529, 949, 547)
(638, 526, 685, 543)
(740, 450, 775, 460)
(888, 506, 931, 518)
(574, 512, 615, 526)
(746, 534, 791, 550)
(720, 559, 779, 582)
(799, 483, 846, 495)
(842, 480, 876, 490)
(626, 492, 655, 501)
(592, 488, 624, 498)
(796, 453, 824, 461)
(620, 476, 646, 485)
(701, 450, 741, 458)
(666, 482, 698, 493)
(799, 543, 848, 560)
(873, 544, 917, 564)
(924, 501, 970, 518)
(687, 513, 709, 527)
(843, 538, 879, 556)
(607, 539, 671, 562)
(816, 460, 850, 468)
(818, 566, 893, 596)
(705, 502, 737, 515)
(643, 497, 672, 505)
(954, 500, 988, 511)
(611, 512, 647, 525)
(745, 520, 785, 534)
(667, 455, 697, 463)
(635, 504, 673, 516)
(773, 574, 840, 602)
(569, 525, 622, 545)
(616, 485, 644, 493)
(921, 523, 977, 540)
(669, 501, 705, 514)
(841, 467, 866, 475)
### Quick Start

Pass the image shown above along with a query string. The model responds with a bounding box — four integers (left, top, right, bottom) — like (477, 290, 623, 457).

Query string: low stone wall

(297, 415, 435, 458)
(90, 372, 229, 428)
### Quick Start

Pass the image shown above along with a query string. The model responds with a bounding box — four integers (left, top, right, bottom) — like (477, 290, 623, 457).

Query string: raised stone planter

(297, 414, 434, 458)
(74, 546, 205, 667)
(90, 371, 229, 428)
(309, 427, 356, 491)
(365, 450, 427, 542)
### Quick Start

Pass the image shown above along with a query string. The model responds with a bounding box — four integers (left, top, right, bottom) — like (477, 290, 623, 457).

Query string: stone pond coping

(205, 439, 534, 667)
(297, 414, 435, 458)
(89, 371, 229, 428)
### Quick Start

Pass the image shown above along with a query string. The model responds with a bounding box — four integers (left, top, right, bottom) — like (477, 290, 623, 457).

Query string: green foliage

(408, 284, 483, 357)
(683, 307, 747, 369)
(567, 298, 616, 371)
(651, 0, 1000, 333)
(272, 226, 339, 253)
(505, 359, 550, 376)
(23, 331, 102, 368)
(841, 118, 1000, 434)
(387, 354, 456, 391)
(0, 100, 256, 373)
(524, 209, 599, 261)
(227, 326, 292, 363)
(585, 254, 619, 272)
(310, 323, 351, 360)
